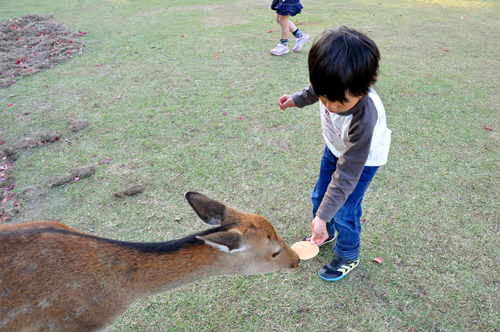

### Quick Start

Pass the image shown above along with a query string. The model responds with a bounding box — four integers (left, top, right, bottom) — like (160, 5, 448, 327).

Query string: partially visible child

(270, 0, 309, 55)
(278, 27, 391, 281)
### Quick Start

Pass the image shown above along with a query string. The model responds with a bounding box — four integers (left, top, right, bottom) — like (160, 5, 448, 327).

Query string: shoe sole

(270, 51, 289, 56)
(318, 261, 359, 282)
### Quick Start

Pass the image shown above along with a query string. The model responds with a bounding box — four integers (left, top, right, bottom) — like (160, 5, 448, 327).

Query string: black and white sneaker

(318, 257, 359, 281)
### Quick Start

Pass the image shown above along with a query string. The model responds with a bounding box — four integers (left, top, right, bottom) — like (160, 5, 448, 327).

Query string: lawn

(1, 0, 499, 331)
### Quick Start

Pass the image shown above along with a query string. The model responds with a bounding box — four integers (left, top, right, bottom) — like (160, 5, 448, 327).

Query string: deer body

(0, 192, 299, 332)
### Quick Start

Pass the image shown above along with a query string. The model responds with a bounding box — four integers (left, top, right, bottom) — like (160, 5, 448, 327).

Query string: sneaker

(293, 34, 309, 52)
(318, 257, 359, 281)
(270, 43, 289, 56)
(302, 232, 337, 247)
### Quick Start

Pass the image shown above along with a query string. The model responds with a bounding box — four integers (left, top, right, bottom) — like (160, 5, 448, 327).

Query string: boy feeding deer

(278, 26, 391, 281)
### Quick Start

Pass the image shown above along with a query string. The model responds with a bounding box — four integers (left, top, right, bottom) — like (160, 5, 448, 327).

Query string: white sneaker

(293, 34, 309, 52)
(270, 43, 289, 56)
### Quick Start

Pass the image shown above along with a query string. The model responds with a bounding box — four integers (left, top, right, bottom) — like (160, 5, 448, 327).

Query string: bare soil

(0, 14, 87, 88)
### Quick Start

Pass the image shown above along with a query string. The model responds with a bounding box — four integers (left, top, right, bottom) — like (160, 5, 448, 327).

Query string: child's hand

(309, 216, 329, 246)
(278, 95, 296, 110)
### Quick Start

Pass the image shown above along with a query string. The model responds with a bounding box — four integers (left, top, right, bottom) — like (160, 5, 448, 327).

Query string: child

(278, 27, 391, 281)
(270, 0, 309, 55)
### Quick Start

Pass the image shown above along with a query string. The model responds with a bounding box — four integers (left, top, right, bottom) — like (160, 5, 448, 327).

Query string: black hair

(308, 26, 380, 103)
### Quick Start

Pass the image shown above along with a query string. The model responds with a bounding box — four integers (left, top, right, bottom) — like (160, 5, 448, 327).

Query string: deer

(0, 192, 300, 332)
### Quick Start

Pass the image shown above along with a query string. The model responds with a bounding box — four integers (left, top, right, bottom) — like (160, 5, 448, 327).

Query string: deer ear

(196, 231, 246, 253)
(186, 192, 226, 226)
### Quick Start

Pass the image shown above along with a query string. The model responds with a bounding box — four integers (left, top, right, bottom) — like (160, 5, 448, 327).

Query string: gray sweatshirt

(292, 85, 391, 222)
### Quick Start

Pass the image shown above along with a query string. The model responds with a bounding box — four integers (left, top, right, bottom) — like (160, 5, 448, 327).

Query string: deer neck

(122, 242, 231, 299)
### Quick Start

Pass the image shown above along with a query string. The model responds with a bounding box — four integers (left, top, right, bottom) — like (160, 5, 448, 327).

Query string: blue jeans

(312, 146, 379, 261)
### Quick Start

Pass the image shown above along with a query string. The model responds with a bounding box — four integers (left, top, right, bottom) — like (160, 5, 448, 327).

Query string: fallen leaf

(2, 195, 12, 204)
(0, 162, 12, 171)
(268, 30, 273, 33)
(485, 127, 493, 131)
(215, 54, 218, 58)
(373, 257, 382, 264)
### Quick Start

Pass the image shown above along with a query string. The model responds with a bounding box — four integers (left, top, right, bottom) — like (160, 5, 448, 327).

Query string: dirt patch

(48, 166, 96, 187)
(13, 131, 60, 151)
(0, 131, 60, 160)
(1, 132, 62, 221)
(69, 118, 90, 132)
(114, 185, 144, 197)
(0, 14, 87, 88)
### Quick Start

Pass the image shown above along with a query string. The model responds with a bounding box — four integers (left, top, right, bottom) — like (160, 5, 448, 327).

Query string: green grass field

(1, 0, 499, 330)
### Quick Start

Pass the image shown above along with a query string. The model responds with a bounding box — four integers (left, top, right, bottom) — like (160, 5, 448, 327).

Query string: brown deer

(0, 192, 300, 332)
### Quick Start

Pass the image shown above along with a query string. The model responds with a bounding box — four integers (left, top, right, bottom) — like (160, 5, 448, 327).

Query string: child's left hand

(310, 216, 329, 246)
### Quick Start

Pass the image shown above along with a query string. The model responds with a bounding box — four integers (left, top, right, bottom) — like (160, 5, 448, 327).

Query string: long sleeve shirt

(292, 85, 391, 222)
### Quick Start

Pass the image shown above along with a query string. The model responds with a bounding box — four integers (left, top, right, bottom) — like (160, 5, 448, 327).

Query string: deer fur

(0, 192, 300, 332)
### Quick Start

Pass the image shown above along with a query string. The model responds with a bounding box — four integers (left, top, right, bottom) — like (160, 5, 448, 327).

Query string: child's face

(318, 93, 362, 114)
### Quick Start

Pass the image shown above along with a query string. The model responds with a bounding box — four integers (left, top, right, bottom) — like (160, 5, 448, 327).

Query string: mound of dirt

(114, 185, 144, 197)
(48, 165, 96, 187)
(0, 14, 87, 88)
(68, 118, 90, 132)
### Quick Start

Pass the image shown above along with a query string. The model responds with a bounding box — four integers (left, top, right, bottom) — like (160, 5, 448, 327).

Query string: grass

(1, 0, 499, 331)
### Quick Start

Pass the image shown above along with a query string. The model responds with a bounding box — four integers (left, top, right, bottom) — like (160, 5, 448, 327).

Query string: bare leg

(288, 20, 298, 34)
(276, 14, 291, 40)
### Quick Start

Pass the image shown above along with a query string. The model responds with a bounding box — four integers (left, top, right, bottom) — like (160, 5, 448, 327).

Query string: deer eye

(271, 250, 281, 258)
